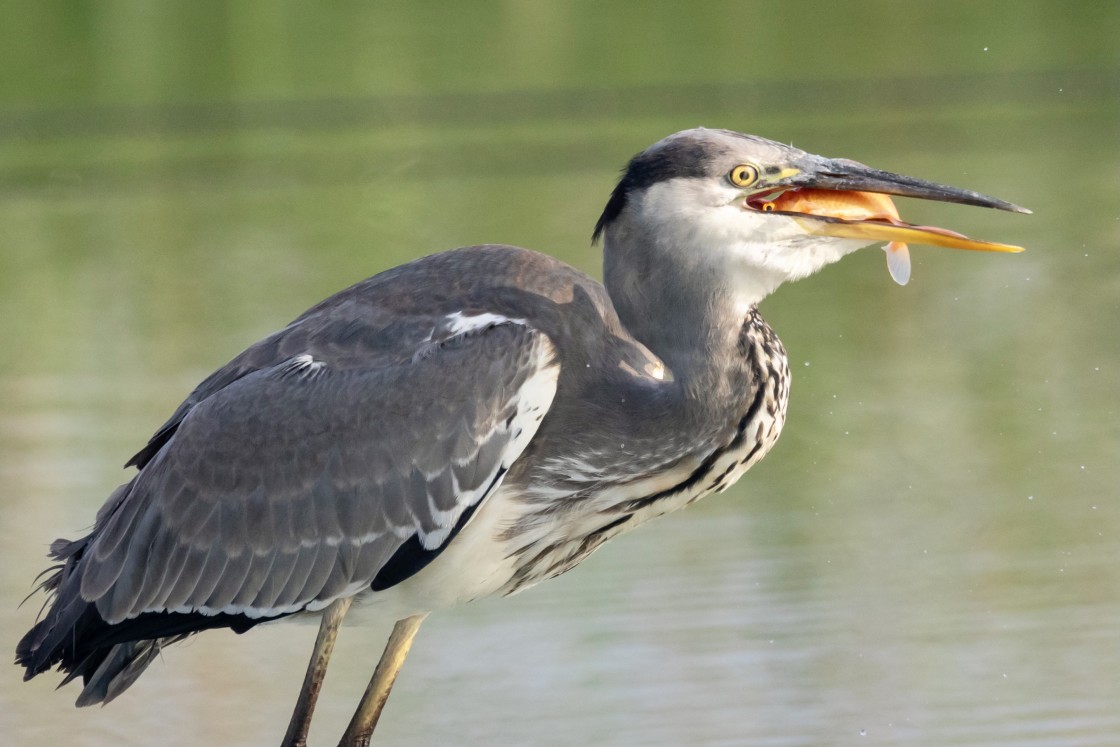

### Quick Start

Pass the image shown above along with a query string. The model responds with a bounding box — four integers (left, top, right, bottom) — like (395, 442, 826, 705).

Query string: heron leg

(280, 596, 354, 747)
(337, 612, 428, 747)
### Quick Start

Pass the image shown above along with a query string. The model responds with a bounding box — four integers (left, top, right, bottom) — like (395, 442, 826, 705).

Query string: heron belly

(346, 483, 529, 621)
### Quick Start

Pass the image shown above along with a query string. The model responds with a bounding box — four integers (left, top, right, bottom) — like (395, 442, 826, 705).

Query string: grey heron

(16, 128, 1027, 746)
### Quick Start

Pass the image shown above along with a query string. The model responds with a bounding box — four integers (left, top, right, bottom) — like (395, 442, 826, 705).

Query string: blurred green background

(2, 2, 1117, 746)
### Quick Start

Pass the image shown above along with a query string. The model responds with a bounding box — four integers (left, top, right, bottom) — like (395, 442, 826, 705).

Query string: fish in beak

(748, 157, 1030, 285)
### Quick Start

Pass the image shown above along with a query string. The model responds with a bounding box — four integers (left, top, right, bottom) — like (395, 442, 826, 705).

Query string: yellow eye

(729, 164, 759, 188)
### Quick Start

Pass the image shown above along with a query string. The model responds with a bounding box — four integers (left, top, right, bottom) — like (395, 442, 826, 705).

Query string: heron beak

(748, 156, 1029, 284)
(792, 156, 1028, 212)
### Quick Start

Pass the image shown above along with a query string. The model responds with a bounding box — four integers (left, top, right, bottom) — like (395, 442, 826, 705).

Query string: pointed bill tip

(980, 197, 1031, 215)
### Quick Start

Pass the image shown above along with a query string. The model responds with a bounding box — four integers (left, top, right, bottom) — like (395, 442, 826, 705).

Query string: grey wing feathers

(80, 320, 559, 624)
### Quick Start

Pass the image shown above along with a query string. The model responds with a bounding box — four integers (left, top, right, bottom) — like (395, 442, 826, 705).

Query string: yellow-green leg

(280, 596, 354, 747)
(337, 613, 428, 747)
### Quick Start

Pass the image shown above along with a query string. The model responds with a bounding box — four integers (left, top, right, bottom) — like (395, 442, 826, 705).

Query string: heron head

(595, 128, 1027, 308)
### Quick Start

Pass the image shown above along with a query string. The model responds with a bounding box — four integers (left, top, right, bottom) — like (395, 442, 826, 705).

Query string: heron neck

(603, 237, 756, 401)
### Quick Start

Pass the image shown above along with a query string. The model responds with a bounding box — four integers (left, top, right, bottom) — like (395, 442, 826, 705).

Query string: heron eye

(729, 164, 759, 188)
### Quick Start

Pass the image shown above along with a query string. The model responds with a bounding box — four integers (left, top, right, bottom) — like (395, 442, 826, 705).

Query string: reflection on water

(2, 3, 1118, 746)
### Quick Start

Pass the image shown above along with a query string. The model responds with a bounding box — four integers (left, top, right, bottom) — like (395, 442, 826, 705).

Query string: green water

(2, 3, 1118, 745)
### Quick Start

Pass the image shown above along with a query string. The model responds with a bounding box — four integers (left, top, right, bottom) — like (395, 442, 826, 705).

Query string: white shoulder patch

(280, 353, 327, 379)
(444, 311, 526, 335)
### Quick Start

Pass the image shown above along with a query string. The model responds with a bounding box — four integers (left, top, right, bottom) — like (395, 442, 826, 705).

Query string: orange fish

(760, 189, 912, 284)
(754, 188, 1022, 286)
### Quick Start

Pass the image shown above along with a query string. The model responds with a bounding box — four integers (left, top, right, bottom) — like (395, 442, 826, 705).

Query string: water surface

(2, 3, 1118, 745)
